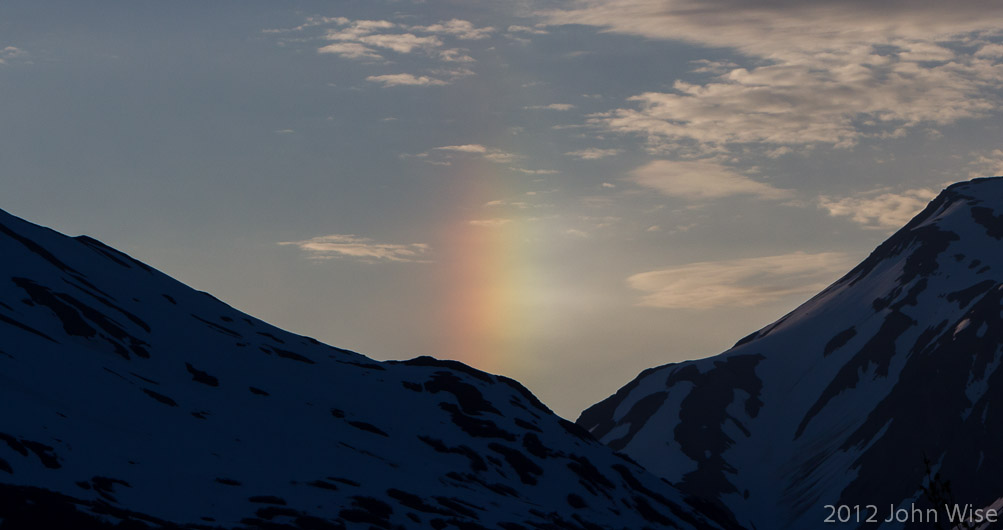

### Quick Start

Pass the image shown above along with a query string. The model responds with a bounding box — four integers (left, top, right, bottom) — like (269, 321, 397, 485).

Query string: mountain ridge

(0, 206, 723, 529)
(578, 176, 1003, 529)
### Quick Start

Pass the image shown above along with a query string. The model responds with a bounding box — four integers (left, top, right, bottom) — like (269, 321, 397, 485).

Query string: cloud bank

(542, 1, 1003, 154)
(629, 160, 792, 200)
(628, 251, 855, 309)
(279, 234, 431, 263)
(818, 187, 939, 230)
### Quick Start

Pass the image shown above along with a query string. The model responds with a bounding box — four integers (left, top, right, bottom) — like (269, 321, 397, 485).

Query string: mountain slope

(0, 208, 721, 529)
(578, 177, 1003, 529)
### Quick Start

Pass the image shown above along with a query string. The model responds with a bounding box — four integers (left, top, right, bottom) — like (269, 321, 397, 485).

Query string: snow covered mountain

(578, 177, 1003, 529)
(0, 208, 723, 529)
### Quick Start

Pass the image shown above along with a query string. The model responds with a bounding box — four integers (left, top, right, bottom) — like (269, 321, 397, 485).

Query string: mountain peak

(579, 177, 1003, 529)
(0, 207, 725, 528)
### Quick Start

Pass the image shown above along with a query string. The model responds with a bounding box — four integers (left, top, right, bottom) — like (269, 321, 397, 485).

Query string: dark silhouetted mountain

(578, 177, 1003, 529)
(0, 208, 724, 529)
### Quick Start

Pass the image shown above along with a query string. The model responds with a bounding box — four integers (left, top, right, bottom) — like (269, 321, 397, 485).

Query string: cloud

(629, 159, 792, 200)
(263, 16, 349, 34)
(422, 144, 521, 164)
(525, 103, 576, 111)
(468, 218, 513, 228)
(818, 187, 939, 230)
(508, 25, 549, 35)
(413, 19, 494, 40)
(273, 16, 490, 86)
(540, 1, 1003, 60)
(279, 234, 431, 263)
(318, 18, 489, 57)
(510, 167, 560, 175)
(344, 33, 442, 54)
(765, 146, 794, 159)
(318, 42, 382, 60)
(628, 251, 856, 309)
(976, 44, 1003, 58)
(968, 148, 1003, 178)
(0, 46, 26, 65)
(483, 199, 534, 209)
(541, 1, 1003, 154)
(324, 19, 397, 41)
(435, 144, 488, 154)
(483, 151, 519, 163)
(566, 148, 621, 160)
(581, 215, 621, 228)
(439, 49, 476, 62)
(366, 74, 449, 87)
(689, 59, 740, 74)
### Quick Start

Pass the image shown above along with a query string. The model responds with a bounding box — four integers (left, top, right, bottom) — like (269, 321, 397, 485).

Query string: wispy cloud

(435, 144, 489, 154)
(321, 19, 395, 43)
(968, 149, 1003, 179)
(819, 187, 939, 230)
(629, 159, 792, 200)
(270, 16, 492, 86)
(510, 167, 560, 175)
(628, 252, 855, 309)
(525, 103, 576, 111)
(0, 46, 26, 65)
(262, 16, 349, 34)
(580, 215, 621, 229)
(508, 25, 549, 35)
(438, 49, 476, 63)
(542, 1, 1003, 155)
(483, 199, 532, 209)
(977, 44, 1003, 58)
(415, 144, 521, 164)
(413, 19, 495, 40)
(565, 148, 621, 160)
(318, 42, 382, 60)
(319, 18, 491, 56)
(468, 218, 513, 228)
(366, 73, 449, 87)
(334, 32, 442, 54)
(483, 152, 519, 163)
(279, 234, 431, 263)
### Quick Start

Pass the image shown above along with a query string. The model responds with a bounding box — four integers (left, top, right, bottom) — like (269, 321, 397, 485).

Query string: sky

(3, 0, 1003, 419)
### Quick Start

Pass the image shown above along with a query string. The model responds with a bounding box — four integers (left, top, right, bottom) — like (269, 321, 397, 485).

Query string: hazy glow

(437, 167, 540, 375)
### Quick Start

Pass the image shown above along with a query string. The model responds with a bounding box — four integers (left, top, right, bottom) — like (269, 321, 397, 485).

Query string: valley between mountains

(3, 177, 1003, 529)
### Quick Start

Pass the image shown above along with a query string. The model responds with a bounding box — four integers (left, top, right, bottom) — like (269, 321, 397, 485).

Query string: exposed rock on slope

(0, 208, 720, 529)
(578, 177, 1003, 529)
